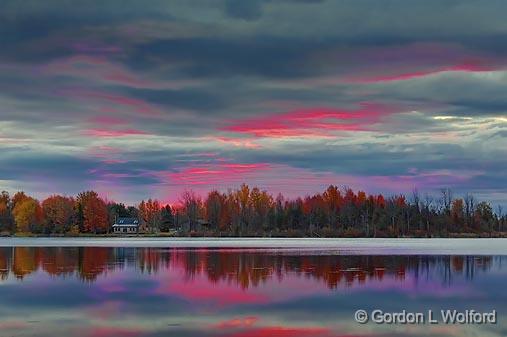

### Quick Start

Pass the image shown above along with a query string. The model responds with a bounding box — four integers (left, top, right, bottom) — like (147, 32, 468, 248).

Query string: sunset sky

(1, 0, 506, 205)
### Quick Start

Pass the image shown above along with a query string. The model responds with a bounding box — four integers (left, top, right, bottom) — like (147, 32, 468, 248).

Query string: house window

(123, 228, 127, 233)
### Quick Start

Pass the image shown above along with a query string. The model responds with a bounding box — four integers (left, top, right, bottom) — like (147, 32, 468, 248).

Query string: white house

(112, 217, 139, 234)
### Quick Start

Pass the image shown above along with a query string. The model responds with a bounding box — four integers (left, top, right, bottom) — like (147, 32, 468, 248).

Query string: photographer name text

(354, 309, 497, 325)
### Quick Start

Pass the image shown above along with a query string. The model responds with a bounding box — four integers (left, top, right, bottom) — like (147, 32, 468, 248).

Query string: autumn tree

(180, 191, 202, 232)
(224, 191, 240, 234)
(76, 191, 108, 234)
(286, 198, 304, 232)
(475, 201, 494, 234)
(422, 193, 434, 236)
(451, 198, 465, 231)
(1, 184, 504, 238)
(205, 190, 225, 232)
(323, 185, 342, 229)
(235, 184, 251, 235)
(42, 195, 76, 233)
(0, 191, 14, 233)
(497, 205, 505, 232)
(160, 205, 174, 232)
(464, 193, 476, 229)
(107, 202, 131, 227)
(341, 187, 358, 229)
(12, 191, 29, 209)
(274, 193, 286, 231)
(249, 187, 273, 234)
(12, 196, 42, 233)
(139, 199, 161, 233)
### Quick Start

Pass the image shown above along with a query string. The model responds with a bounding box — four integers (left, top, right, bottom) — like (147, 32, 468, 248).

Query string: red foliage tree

(42, 195, 75, 233)
(76, 191, 108, 233)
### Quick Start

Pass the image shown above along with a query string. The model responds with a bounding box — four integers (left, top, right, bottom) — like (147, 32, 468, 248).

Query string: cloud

(224, 0, 263, 21)
(222, 103, 400, 138)
(0, 0, 506, 205)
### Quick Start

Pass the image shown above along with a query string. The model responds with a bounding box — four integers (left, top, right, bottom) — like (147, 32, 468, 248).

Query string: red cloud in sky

(222, 326, 333, 337)
(167, 163, 271, 186)
(213, 317, 259, 329)
(222, 103, 397, 138)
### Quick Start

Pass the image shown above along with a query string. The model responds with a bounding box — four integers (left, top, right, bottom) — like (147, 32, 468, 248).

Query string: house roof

(113, 217, 139, 226)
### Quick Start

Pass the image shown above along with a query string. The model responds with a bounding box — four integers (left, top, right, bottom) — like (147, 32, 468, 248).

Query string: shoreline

(4, 231, 507, 239)
(1, 237, 507, 255)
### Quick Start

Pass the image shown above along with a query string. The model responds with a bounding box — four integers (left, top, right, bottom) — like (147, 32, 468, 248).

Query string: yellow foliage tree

(12, 197, 42, 233)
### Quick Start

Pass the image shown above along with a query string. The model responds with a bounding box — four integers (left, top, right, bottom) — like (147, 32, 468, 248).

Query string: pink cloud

(222, 103, 398, 138)
(56, 88, 161, 116)
(87, 146, 128, 165)
(82, 128, 149, 138)
(211, 136, 261, 149)
(101, 159, 129, 164)
(153, 163, 482, 205)
(147, 164, 338, 204)
(301, 42, 505, 87)
(350, 61, 497, 83)
(0, 321, 30, 330)
(87, 116, 129, 126)
(166, 162, 271, 186)
(213, 317, 259, 329)
(222, 326, 333, 337)
(103, 71, 149, 87)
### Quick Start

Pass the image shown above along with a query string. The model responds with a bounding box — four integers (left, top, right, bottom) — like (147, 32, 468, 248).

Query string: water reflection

(0, 247, 505, 337)
(0, 247, 497, 286)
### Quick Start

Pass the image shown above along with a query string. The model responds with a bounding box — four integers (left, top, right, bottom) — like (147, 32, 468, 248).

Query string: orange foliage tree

(76, 191, 108, 234)
(139, 199, 161, 233)
(42, 195, 76, 233)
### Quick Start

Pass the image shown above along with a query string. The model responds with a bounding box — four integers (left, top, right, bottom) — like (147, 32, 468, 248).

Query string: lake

(0, 239, 506, 337)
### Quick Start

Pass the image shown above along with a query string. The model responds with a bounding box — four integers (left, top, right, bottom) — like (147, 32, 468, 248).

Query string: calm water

(0, 247, 506, 337)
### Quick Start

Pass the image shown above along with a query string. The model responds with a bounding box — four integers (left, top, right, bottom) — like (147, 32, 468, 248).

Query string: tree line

(0, 185, 505, 237)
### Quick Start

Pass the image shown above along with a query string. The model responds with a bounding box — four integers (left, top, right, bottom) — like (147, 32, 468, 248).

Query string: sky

(0, 0, 506, 205)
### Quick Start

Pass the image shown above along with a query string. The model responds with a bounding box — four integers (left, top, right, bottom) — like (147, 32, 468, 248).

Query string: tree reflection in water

(0, 247, 497, 288)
